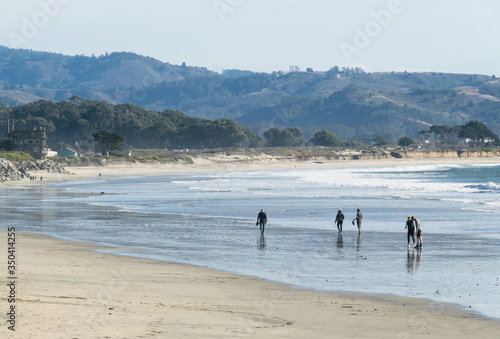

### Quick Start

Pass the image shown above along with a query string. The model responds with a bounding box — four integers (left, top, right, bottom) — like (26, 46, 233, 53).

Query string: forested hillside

(1, 45, 499, 142)
(0, 98, 261, 150)
(0, 45, 214, 105)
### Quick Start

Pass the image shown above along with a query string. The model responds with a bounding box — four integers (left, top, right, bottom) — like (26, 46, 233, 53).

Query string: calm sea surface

(2, 163, 499, 319)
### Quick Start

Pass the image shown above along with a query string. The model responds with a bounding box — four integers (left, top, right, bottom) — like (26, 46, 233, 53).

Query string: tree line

(386, 121, 499, 147)
(0, 98, 262, 151)
(414, 121, 499, 147)
(0, 98, 498, 155)
(0, 97, 359, 152)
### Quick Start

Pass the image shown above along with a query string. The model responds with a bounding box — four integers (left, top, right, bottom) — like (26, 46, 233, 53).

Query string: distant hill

(1, 45, 499, 142)
(236, 75, 500, 141)
(0, 45, 215, 105)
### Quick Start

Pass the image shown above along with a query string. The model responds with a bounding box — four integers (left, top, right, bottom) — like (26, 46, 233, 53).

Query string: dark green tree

(0, 137, 15, 151)
(92, 130, 125, 155)
(211, 118, 250, 148)
(243, 128, 264, 148)
(458, 120, 498, 147)
(310, 130, 343, 147)
(372, 136, 389, 146)
(398, 136, 415, 147)
(428, 125, 461, 147)
(264, 127, 306, 147)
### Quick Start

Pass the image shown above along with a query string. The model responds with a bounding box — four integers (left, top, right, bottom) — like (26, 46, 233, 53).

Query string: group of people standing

(405, 216, 423, 249)
(334, 208, 362, 235)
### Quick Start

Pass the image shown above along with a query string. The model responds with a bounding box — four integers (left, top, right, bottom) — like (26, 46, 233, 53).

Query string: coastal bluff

(188, 148, 500, 169)
(246, 148, 500, 162)
(1, 148, 498, 183)
(388, 149, 499, 159)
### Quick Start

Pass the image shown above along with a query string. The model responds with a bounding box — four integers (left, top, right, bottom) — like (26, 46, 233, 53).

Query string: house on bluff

(7, 126, 48, 159)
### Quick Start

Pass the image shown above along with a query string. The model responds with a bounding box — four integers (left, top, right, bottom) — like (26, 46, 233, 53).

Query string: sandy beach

(1, 232, 499, 339)
(2, 155, 500, 338)
(4, 153, 500, 188)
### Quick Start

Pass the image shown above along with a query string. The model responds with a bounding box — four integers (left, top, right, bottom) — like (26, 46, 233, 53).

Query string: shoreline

(2, 154, 500, 188)
(2, 231, 500, 338)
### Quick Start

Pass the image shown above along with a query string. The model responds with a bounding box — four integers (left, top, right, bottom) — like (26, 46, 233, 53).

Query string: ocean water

(2, 163, 499, 319)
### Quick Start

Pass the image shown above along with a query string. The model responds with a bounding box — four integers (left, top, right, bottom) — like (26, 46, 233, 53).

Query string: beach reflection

(416, 248, 422, 272)
(1, 187, 61, 232)
(258, 235, 266, 249)
(336, 233, 343, 251)
(406, 248, 422, 274)
(406, 249, 415, 273)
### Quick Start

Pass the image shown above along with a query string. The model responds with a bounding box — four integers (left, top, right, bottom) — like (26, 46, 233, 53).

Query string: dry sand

(2, 155, 500, 338)
(1, 232, 499, 339)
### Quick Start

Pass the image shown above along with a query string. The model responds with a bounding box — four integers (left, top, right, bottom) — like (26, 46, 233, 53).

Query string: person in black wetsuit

(256, 209, 267, 236)
(405, 216, 416, 249)
(335, 209, 345, 233)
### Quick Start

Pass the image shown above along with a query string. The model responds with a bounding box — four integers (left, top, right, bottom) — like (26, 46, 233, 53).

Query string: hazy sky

(1, 0, 499, 75)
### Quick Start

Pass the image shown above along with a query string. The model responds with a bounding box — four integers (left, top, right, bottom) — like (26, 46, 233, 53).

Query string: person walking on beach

(405, 216, 416, 249)
(256, 209, 267, 236)
(352, 209, 363, 235)
(413, 216, 422, 248)
(335, 209, 345, 233)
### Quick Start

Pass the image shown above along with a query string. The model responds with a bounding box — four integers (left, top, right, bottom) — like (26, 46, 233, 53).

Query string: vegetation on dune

(264, 127, 306, 147)
(310, 130, 343, 147)
(0, 152, 33, 161)
(398, 136, 416, 147)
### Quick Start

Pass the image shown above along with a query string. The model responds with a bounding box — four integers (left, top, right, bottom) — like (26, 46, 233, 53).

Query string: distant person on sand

(405, 216, 416, 249)
(412, 216, 422, 248)
(352, 208, 363, 234)
(335, 209, 345, 233)
(256, 209, 267, 236)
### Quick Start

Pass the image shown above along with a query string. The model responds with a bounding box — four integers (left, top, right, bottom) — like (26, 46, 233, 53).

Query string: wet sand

(1, 232, 499, 338)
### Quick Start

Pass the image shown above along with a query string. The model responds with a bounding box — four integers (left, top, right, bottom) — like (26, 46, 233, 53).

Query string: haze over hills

(1, 45, 499, 142)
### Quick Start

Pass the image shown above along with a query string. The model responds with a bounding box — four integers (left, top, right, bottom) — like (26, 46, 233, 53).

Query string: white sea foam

(466, 182, 500, 191)
(169, 166, 499, 208)
(462, 208, 500, 214)
(271, 167, 474, 194)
